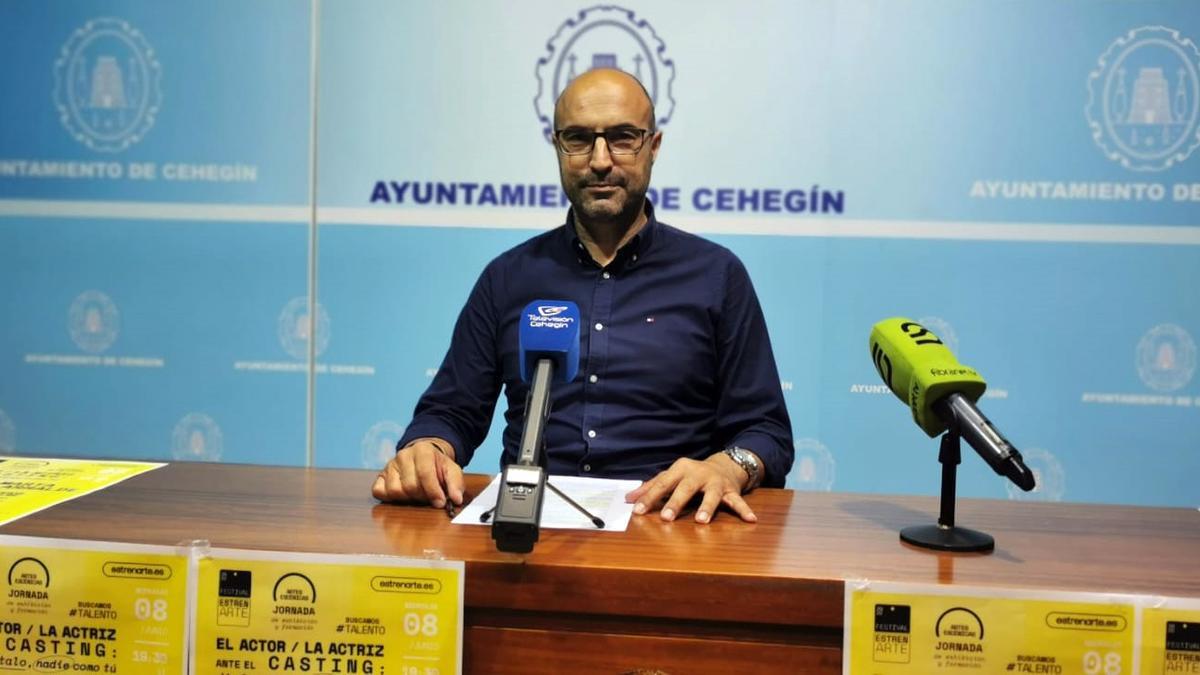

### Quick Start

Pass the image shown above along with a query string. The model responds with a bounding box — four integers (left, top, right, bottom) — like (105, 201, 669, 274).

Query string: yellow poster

(845, 581, 1138, 674)
(192, 548, 463, 675)
(1140, 599, 1200, 675)
(0, 456, 164, 526)
(0, 535, 190, 674)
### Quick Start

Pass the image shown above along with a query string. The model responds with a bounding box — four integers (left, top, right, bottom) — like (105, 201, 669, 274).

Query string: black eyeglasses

(554, 127, 651, 155)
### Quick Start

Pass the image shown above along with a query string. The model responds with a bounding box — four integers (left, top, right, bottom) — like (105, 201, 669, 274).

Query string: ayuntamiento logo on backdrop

(1087, 26, 1200, 172)
(973, 25, 1200, 203)
(172, 413, 223, 462)
(68, 290, 119, 354)
(373, 5, 846, 215)
(1081, 323, 1197, 407)
(534, 5, 676, 143)
(787, 438, 835, 492)
(1136, 323, 1196, 392)
(54, 17, 162, 153)
(361, 420, 405, 470)
(1005, 447, 1065, 502)
(278, 297, 331, 362)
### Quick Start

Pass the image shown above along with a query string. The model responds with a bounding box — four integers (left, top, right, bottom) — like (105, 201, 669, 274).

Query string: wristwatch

(722, 447, 762, 493)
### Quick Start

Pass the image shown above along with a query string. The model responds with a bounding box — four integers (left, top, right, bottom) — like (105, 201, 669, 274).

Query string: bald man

(373, 69, 793, 524)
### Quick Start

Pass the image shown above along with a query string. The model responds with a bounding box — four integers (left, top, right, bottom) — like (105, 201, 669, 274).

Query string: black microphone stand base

(900, 524, 994, 553)
(900, 428, 996, 554)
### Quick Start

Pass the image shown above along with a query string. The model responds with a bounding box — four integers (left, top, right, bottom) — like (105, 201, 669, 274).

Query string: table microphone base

(900, 428, 997, 554)
(900, 524, 994, 552)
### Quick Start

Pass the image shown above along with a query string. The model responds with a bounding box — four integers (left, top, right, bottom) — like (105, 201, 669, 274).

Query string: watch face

(734, 448, 758, 469)
(727, 448, 760, 486)
(724, 446, 753, 473)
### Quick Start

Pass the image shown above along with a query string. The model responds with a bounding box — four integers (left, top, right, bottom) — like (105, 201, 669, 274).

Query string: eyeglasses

(554, 127, 651, 156)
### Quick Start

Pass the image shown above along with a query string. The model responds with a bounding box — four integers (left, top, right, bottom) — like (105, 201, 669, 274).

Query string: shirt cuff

(727, 430, 791, 489)
(396, 422, 468, 465)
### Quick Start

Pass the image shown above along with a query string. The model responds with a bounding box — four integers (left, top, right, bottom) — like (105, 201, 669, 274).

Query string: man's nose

(588, 137, 614, 173)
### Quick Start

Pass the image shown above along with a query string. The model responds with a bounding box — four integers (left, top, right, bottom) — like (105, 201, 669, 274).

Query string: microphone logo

(527, 304, 576, 330)
(871, 341, 893, 389)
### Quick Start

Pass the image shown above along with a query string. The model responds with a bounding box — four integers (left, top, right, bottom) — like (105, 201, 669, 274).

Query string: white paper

(452, 474, 642, 532)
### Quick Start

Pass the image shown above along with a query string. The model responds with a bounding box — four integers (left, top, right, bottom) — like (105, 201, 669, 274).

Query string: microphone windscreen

(519, 300, 580, 383)
(869, 317, 986, 437)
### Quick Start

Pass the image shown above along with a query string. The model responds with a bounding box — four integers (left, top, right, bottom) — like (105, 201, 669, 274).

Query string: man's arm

(710, 255, 794, 487)
(626, 254, 794, 523)
(373, 268, 503, 506)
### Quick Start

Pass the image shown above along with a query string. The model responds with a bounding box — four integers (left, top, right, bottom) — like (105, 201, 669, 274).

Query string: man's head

(553, 68, 662, 229)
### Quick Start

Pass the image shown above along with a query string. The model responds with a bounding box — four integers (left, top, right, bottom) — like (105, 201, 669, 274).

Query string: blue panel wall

(2, 1, 1197, 506)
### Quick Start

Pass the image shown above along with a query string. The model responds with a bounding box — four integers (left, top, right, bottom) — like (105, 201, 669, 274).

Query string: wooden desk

(2, 462, 1198, 674)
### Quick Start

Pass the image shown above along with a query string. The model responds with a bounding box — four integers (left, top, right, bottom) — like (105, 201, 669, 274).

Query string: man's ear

(649, 129, 663, 163)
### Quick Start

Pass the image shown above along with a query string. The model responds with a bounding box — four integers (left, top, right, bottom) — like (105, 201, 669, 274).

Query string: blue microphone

(515, 300, 579, 465)
(518, 300, 580, 384)
(493, 300, 581, 553)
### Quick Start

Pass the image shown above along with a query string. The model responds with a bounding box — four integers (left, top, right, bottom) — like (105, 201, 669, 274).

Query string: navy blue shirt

(398, 204, 794, 487)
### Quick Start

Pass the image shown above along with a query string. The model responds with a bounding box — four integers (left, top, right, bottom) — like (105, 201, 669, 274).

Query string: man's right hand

(371, 438, 464, 509)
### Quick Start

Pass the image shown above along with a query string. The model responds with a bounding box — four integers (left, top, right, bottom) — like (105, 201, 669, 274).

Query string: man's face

(554, 73, 662, 225)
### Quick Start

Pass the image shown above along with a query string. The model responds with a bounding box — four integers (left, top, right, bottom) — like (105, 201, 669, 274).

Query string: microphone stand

(899, 424, 996, 553)
(481, 482, 605, 529)
(490, 358, 604, 553)
(546, 482, 605, 529)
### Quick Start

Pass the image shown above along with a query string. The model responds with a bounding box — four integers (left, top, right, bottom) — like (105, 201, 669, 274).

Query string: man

(372, 69, 792, 524)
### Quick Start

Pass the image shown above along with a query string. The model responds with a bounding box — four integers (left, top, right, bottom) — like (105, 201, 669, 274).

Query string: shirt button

(602, 271, 611, 280)
(589, 374, 598, 383)
(582, 464, 591, 472)
(594, 322, 604, 331)
(587, 429, 597, 438)
(632, 254, 638, 262)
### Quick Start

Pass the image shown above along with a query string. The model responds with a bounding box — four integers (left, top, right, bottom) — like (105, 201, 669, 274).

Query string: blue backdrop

(1, 1, 1197, 507)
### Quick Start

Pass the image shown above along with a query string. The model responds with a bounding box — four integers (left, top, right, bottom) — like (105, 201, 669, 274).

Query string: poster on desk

(0, 456, 164, 526)
(1140, 597, 1200, 675)
(0, 535, 190, 674)
(191, 547, 463, 675)
(844, 580, 1140, 674)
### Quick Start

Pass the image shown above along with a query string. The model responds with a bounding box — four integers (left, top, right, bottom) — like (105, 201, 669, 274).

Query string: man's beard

(569, 177, 645, 226)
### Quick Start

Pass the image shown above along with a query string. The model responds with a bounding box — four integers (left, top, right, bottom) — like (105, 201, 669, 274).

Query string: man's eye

(561, 130, 592, 146)
(607, 129, 641, 149)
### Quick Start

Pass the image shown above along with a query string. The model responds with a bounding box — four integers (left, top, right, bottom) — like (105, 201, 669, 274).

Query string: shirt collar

(564, 200, 658, 270)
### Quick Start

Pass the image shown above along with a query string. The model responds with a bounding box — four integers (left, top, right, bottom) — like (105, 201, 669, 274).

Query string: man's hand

(625, 453, 757, 524)
(371, 438, 464, 509)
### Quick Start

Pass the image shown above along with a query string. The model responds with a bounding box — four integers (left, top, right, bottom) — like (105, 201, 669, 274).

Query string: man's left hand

(625, 454, 757, 524)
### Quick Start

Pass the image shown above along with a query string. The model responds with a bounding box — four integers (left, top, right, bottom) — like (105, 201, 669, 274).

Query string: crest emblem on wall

(787, 438, 836, 491)
(54, 17, 163, 152)
(1086, 26, 1200, 171)
(278, 297, 331, 362)
(1136, 323, 1196, 392)
(534, 5, 676, 143)
(172, 412, 224, 462)
(1005, 447, 1065, 502)
(360, 420, 405, 470)
(68, 290, 120, 354)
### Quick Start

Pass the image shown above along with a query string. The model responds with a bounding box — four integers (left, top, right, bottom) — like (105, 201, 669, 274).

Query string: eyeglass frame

(553, 126, 655, 156)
